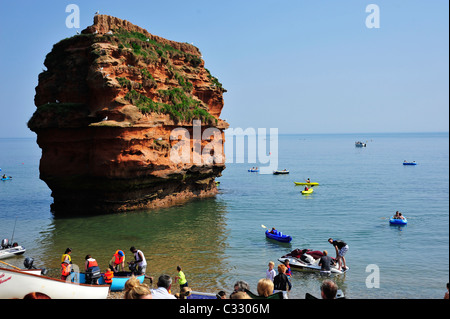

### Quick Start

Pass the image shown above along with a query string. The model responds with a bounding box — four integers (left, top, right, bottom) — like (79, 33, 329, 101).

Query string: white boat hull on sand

(0, 268, 109, 299)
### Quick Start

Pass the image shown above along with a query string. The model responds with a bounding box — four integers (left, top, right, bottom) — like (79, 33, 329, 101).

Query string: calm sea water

(0, 133, 448, 299)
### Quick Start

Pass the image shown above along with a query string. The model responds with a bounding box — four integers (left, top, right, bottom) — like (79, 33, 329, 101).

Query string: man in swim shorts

(328, 238, 349, 271)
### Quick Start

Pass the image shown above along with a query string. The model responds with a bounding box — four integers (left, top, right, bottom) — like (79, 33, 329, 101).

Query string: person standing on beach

(328, 238, 349, 271)
(266, 261, 276, 281)
(129, 246, 147, 275)
(273, 264, 292, 293)
(61, 248, 72, 263)
(174, 265, 188, 291)
(109, 250, 125, 272)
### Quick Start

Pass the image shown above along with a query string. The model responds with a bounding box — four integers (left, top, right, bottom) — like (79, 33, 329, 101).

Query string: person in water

(328, 238, 349, 271)
(393, 211, 406, 220)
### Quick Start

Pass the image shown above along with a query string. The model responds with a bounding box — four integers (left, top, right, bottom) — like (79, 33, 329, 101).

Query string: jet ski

(278, 248, 349, 274)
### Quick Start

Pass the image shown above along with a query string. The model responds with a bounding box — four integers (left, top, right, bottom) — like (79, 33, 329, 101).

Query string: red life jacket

(61, 263, 70, 276)
(113, 250, 124, 265)
(87, 258, 98, 268)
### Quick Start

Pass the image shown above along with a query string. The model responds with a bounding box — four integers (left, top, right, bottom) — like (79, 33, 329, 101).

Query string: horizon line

(1, 131, 448, 139)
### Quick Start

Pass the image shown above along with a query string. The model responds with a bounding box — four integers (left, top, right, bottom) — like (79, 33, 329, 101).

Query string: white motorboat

(0, 268, 110, 299)
(0, 244, 26, 260)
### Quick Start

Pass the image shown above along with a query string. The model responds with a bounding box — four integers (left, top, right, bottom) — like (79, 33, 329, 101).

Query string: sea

(0, 132, 448, 299)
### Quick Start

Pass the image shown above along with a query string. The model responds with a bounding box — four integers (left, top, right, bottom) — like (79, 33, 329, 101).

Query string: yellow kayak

(294, 182, 319, 186)
(301, 188, 314, 195)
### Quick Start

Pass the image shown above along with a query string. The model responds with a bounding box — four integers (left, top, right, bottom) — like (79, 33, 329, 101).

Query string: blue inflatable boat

(265, 230, 292, 243)
(389, 217, 407, 225)
(72, 271, 145, 291)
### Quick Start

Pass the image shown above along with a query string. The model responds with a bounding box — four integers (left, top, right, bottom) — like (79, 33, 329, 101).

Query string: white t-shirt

(266, 268, 276, 281)
(150, 287, 176, 299)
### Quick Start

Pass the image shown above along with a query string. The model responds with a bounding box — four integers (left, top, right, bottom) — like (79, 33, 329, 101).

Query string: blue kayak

(73, 271, 145, 291)
(403, 162, 417, 165)
(248, 169, 259, 172)
(389, 217, 407, 225)
(1, 176, 12, 181)
(265, 230, 292, 243)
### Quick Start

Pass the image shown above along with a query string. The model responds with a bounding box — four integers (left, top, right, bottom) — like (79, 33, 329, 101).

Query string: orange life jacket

(87, 258, 98, 269)
(104, 270, 114, 284)
(113, 250, 124, 265)
(61, 263, 70, 277)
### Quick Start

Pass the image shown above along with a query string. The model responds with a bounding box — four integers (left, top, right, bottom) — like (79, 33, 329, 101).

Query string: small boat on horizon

(403, 161, 417, 165)
(355, 141, 366, 147)
(273, 170, 289, 175)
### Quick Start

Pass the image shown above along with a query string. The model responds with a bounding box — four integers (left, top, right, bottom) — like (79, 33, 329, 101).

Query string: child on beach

(266, 261, 276, 281)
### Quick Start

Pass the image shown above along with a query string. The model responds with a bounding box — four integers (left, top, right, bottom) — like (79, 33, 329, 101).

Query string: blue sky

(0, 0, 448, 137)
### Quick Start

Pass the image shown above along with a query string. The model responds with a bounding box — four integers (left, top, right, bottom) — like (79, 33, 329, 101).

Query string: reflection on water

(25, 198, 231, 293)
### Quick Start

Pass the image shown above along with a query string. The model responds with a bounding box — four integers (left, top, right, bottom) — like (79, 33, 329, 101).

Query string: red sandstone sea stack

(28, 15, 228, 216)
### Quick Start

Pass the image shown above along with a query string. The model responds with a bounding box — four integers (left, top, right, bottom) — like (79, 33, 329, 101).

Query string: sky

(0, 0, 448, 137)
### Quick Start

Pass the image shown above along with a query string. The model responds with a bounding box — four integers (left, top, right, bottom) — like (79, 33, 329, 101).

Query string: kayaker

(129, 246, 147, 275)
(269, 227, 276, 234)
(109, 250, 125, 272)
(328, 238, 349, 271)
(306, 178, 311, 183)
(174, 265, 188, 291)
(304, 186, 309, 191)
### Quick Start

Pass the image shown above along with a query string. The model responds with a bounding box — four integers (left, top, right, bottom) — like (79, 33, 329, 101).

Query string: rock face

(28, 15, 228, 216)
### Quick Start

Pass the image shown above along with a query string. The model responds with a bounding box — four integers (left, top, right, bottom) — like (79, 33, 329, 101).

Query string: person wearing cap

(109, 250, 125, 272)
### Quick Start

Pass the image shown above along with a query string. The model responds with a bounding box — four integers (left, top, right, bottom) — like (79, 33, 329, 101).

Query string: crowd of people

(57, 243, 349, 299)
